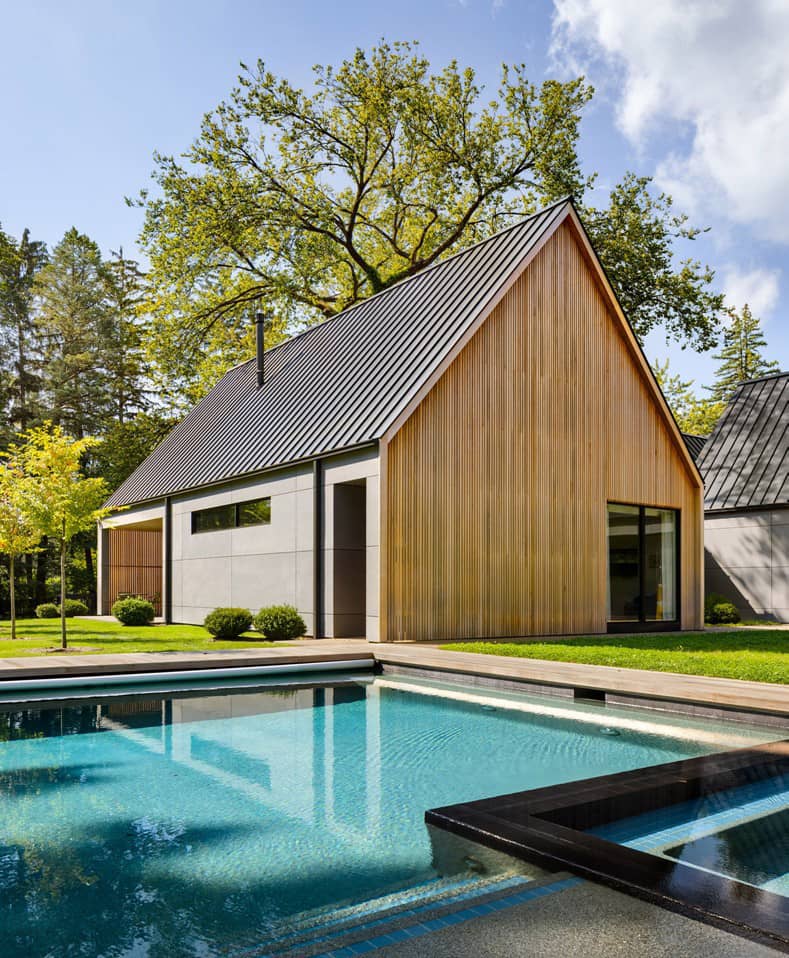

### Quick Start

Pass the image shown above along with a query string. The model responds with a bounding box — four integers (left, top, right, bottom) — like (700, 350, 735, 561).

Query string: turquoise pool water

(596, 772, 789, 896)
(0, 673, 777, 957)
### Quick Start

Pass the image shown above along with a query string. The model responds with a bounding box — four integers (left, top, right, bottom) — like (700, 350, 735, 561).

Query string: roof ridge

(735, 370, 789, 388)
(223, 197, 574, 375)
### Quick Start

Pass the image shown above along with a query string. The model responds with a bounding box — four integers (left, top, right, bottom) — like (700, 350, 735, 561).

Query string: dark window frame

(606, 501, 681, 633)
(191, 496, 272, 534)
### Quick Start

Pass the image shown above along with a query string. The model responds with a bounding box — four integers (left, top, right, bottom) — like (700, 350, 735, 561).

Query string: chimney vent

(254, 311, 265, 388)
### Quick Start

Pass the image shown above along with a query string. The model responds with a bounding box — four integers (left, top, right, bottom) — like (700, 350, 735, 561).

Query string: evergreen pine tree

(101, 248, 151, 423)
(35, 228, 110, 438)
(0, 226, 48, 437)
(707, 305, 780, 402)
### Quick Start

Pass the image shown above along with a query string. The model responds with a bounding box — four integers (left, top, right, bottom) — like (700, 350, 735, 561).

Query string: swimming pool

(0, 672, 779, 957)
(597, 770, 789, 896)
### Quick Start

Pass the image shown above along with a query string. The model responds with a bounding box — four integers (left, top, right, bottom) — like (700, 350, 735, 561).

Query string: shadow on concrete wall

(704, 548, 762, 619)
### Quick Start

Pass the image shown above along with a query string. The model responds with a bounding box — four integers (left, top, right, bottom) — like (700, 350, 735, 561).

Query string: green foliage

(0, 225, 48, 437)
(101, 249, 152, 422)
(112, 597, 155, 626)
(581, 174, 723, 350)
(138, 42, 722, 399)
(35, 602, 59, 618)
(0, 458, 42, 638)
(34, 229, 111, 438)
(704, 591, 741, 624)
(253, 604, 307, 640)
(61, 598, 88, 617)
(90, 412, 178, 490)
(706, 601, 740, 625)
(10, 424, 113, 648)
(653, 358, 726, 436)
(203, 607, 253, 639)
(707, 304, 780, 403)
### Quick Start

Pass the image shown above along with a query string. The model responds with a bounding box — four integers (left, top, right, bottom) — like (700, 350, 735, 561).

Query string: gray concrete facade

(98, 446, 381, 641)
(704, 506, 789, 621)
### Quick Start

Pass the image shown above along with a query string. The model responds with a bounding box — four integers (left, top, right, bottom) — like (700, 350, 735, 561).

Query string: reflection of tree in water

(0, 705, 101, 742)
(0, 696, 397, 958)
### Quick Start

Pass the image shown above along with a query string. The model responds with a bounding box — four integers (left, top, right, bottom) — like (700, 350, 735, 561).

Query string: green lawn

(441, 631, 789, 685)
(0, 617, 284, 657)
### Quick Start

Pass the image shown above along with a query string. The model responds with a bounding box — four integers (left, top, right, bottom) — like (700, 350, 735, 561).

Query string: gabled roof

(108, 197, 699, 508)
(682, 433, 707, 462)
(108, 199, 571, 507)
(696, 371, 789, 512)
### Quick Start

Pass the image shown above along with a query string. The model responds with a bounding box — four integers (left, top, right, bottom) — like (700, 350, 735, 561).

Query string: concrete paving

(372, 879, 781, 958)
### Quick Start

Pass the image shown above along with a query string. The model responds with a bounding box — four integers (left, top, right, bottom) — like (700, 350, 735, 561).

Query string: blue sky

(2, 0, 786, 388)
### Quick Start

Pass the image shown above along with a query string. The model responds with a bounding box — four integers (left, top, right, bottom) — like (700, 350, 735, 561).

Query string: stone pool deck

(0, 639, 785, 720)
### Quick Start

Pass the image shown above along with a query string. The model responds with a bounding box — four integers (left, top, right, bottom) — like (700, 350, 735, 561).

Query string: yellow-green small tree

(0, 461, 41, 640)
(13, 425, 113, 649)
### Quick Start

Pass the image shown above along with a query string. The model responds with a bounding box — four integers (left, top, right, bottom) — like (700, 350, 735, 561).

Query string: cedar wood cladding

(106, 527, 163, 616)
(382, 219, 704, 641)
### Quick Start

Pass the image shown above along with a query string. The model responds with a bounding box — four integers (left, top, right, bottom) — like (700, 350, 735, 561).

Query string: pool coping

(0, 641, 785, 722)
(426, 739, 789, 953)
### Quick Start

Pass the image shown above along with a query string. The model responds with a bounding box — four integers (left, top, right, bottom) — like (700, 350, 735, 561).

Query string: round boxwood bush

(35, 602, 59, 619)
(253, 604, 307, 641)
(707, 600, 741, 625)
(204, 607, 253, 640)
(61, 598, 89, 618)
(112, 597, 155, 626)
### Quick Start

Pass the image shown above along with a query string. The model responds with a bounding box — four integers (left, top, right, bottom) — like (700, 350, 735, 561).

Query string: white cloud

(722, 266, 780, 318)
(551, 0, 789, 242)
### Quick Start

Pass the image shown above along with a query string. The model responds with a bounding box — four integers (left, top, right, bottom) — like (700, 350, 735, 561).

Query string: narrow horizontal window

(237, 497, 271, 527)
(191, 496, 272, 533)
(192, 504, 235, 534)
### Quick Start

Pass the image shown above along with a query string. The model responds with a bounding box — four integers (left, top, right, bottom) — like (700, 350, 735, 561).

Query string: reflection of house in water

(98, 683, 381, 837)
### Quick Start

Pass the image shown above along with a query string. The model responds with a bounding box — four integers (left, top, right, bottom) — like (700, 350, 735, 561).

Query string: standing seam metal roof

(696, 371, 789, 511)
(681, 433, 707, 462)
(107, 199, 571, 507)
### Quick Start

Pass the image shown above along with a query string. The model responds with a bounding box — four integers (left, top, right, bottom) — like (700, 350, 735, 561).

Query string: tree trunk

(84, 543, 96, 613)
(9, 555, 16, 642)
(35, 537, 48, 606)
(60, 528, 67, 650)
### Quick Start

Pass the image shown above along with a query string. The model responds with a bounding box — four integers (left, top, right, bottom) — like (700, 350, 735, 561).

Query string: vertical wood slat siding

(107, 528, 163, 615)
(384, 222, 703, 642)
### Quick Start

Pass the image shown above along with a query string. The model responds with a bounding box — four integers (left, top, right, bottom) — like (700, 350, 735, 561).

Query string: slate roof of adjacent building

(682, 433, 707, 462)
(696, 371, 789, 512)
(107, 199, 572, 507)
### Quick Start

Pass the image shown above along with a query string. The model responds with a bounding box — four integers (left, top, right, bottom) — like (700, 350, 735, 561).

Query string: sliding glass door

(607, 503, 679, 630)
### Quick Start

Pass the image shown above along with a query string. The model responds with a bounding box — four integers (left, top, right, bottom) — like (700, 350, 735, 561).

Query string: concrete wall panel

(704, 507, 789, 621)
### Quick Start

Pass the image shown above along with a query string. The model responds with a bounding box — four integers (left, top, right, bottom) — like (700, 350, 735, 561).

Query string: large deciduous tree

(138, 42, 724, 400)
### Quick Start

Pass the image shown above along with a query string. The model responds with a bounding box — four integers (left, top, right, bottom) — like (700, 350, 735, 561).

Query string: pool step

(258, 871, 535, 957)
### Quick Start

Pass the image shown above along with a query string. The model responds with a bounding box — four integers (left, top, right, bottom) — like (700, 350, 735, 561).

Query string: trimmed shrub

(61, 599, 89, 618)
(204, 607, 253, 640)
(112, 597, 155, 626)
(253, 604, 307, 641)
(704, 592, 741, 624)
(35, 602, 59, 619)
(707, 601, 741, 625)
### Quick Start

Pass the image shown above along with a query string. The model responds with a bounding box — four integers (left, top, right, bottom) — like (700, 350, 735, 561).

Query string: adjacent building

(698, 371, 789, 621)
(100, 199, 704, 641)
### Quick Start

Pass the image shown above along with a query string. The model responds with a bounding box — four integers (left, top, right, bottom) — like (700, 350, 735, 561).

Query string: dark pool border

(426, 740, 789, 953)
